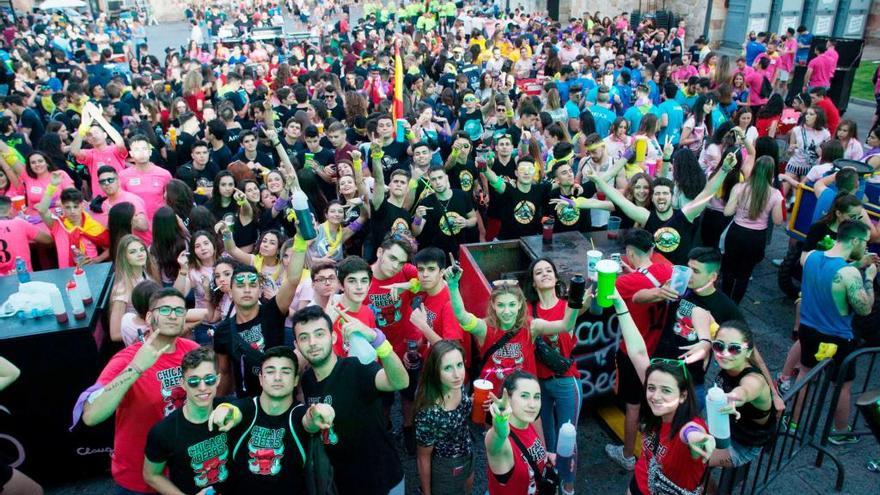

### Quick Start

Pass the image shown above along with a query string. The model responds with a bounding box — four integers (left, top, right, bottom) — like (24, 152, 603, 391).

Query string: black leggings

(721, 223, 768, 303)
(701, 208, 731, 248)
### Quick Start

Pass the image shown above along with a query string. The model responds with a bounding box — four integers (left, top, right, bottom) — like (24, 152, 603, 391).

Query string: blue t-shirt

(623, 104, 655, 134)
(657, 99, 685, 145)
(564, 100, 580, 120)
(589, 105, 617, 138)
(647, 80, 661, 105)
(797, 33, 814, 64)
(800, 251, 853, 339)
(675, 89, 699, 113)
(745, 41, 766, 66)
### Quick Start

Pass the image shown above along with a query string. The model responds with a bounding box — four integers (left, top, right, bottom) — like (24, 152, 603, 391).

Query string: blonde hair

(183, 69, 204, 96)
(113, 234, 155, 296)
(484, 285, 528, 332)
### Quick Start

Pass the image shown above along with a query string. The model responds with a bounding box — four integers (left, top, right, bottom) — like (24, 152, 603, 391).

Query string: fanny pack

(531, 304, 575, 376)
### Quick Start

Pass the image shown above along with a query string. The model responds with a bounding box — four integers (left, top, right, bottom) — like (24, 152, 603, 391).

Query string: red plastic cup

(472, 379, 494, 424)
(10, 195, 24, 213)
(542, 219, 554, 244)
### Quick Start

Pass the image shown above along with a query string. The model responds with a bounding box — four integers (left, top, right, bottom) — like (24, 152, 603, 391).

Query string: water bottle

(71, 246, 87, 267)
(556, 421, 577, 457)
(706, 384, 731, 449)
(73, 267, 93, 305)
(568, 274, 586, 309)
(405, 340, 422, 371)
(348, 333, 377, 365)
(291, 189, 317, 240)
(14, 256, 30, 283)
(67, 280, 86, 320)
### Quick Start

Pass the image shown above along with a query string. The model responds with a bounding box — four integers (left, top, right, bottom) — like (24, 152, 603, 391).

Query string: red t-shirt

(635, 418, 708, 495)
(332, 303, 378, 358)
(615, 262, 674, 355)
(0, 217, 42, 274)
(815, 97, 840, 135)
(367, 263, 418, 356)
(487, 423, 547, 495)
(480, 325, 537, 395)
(532, 299, 578, 379)
(96, 338, 200, 492)
(401, 286, 470, 367)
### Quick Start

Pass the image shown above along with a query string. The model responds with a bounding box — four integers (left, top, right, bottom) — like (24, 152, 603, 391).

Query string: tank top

(800, 251, 853, 339)
(715, 367, 776, 447)
(487, 423, 547, 495)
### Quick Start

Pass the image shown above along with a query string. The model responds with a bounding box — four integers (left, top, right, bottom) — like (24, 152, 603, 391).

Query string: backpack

(759, 76, 772, 99)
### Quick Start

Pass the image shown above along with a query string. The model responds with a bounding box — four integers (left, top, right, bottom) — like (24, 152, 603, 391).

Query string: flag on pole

(392, 41, 404, 140)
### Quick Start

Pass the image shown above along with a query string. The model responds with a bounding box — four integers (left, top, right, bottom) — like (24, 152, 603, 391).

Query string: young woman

(414, 340, 474, 495)
(174, 230, 221, 310)
(634, 114, 663, 167)
(207, 170, 238, 222)
(619, 173, 653, 229)
(207, 256, 238, 323)
(523, 258, 589, 495)
(604, 117, 633, 162)
(721, 156, 784, 303)
(307, 199, 366, 264)
(708, 321, 776, 467)
(150, 206, 188, 285)
(699, 121, 736, 176)
(836, 119, 864, 161)
(785, 106, 830, 187)
(733, 107, 759, 146)
(2, 149, 73, 215)
(671, 148, 708, 210)
(731, 72, 750, 109)
(109, 234, 159, 342)
(755, 94, 784, 139)
(222, 226, 287, 300)
(614, 293, 717, 495)
(680, 94, 716, 155)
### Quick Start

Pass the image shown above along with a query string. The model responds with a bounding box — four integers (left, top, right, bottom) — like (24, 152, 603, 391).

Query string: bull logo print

(557, 204, 580, 226)
(490, 342, 525, 380)
(247, 426, 285, 476)
(189, 434, 229, 487)
(156, 367, 185, 417)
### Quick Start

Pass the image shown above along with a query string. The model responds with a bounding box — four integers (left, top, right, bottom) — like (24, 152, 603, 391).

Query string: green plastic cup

(596, 259, 620, 307)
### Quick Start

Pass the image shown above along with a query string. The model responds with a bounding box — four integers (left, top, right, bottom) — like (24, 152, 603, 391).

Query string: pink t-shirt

(118, 165, 172, 221)
(76, 145, 129, 195)
(97, 190, 153, 246)
(779, 39, 797, 72)
(807, 54, 835, 88)
(0, 216, 43, 274)
(21, 173, 74, 214)
(672, 65, 698, 84)
(753, 52, 779, 80)
(746, 70, 769, 106)
(732, 183, 783, 230)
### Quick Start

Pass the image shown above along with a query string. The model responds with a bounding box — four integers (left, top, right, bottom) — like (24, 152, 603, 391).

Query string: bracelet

(461, 314, 479, 332)
(217, 403, 242, 423)
(352, 158, 363, 171)
(408, 178, 418, 190)
(615, 310, 629, 316)
(178, 271, 189, 277)
(236, 198, 248, 206)
(348, 219, 363, 232)
(408, 278, 421, 293)
(293, 236, 308, 252)
(271, 140, 281, 146)
(2, 151, 17, 163)
(699, 338, 712, 344)
(680, 423, 703, 443)
(375, 340, 393, 359)
(45, 184, 58, 195)
(128, 363, 144, 375)
(370, 329, 387, 348)
(77, 127, 89, 138)
(493, 411, 511, 425)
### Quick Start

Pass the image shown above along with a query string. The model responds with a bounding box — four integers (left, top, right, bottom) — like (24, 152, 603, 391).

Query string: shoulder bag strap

(509, 430, 546, 485)
(288, 403, 307, 466)
(636, 267, 663, 288)
(232, 397, 260, 460)
(482, 327, 520, 362)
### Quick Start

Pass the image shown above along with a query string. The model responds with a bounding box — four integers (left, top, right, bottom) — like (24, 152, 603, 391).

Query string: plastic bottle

(291, 189, 317, 240)
(348, 333, 377, 365)
(405, 340, 422, 370)
(74, 267, 93, 305)
(204, 488, 215, 495)
(50, 285, 68, 324)
(706, 385, 731, 449)
(67, 280, 86, 320)
(71, 246, 87, 267)
(568, 275, 586, 309)
(14, 256, 30, 283)
(556, 421, 577, 457)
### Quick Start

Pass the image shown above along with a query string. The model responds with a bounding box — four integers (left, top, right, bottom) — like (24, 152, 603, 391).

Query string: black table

(521, 231, 625, 401)
(0, 263, 115, 482)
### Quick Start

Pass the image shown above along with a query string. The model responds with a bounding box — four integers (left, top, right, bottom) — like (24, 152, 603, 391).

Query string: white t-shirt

(120, 313, 148, 347)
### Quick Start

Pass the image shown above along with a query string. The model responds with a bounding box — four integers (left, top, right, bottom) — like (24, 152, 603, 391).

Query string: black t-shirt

(549, 186, 595, 233)
(225, 127, 243, 155)
(301, 358, 403, 494)
(656, 290, 744, 385)
(497, 182, 551, 240)
(375, 140, 410, 176)
(416, 189, 475, 257)
(447, 160, 478, 194)
(644, 209, 697, 266)
(213, 299, 286, 396)
(20, 108, 44, 144)
(145, 398, 232, 495)
(176, 161, 220, 190)
(233, 149, 276, 169)
(369, 198, 411, 245)
(211, 145, 234, 170)
(486, 156, 517, 219)
(227, 398, 310, 494)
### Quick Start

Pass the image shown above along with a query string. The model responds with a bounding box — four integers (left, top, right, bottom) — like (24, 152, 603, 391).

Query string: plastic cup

(596, 259, 620, 307)
(223, 213, 235, 231)
(472, 379, 494, 424)
(645, 159, 657, 177)
(542, 219, 554, 244)
(607, 216, 622, 240)
(634, 136, 647, 162)
(10, 195, 25, 213)
(587, 250, 602, 280)
(669, 265, 693, 295)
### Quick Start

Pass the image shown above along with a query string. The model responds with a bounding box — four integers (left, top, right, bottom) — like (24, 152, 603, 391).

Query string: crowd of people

(0, 0, 879, 494)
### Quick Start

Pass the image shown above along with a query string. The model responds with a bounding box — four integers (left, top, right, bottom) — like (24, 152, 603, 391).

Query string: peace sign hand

(662, 135, 673, 160)
(488, 388, 511, 418)
(130, 330, 172, 373)
(687, 431, 716, 463)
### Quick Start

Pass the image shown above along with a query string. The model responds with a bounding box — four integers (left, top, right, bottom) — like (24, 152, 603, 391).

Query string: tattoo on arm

(846, 275, 874, 315)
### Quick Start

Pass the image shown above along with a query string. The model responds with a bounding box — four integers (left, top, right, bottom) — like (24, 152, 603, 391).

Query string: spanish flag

(392, 41, 404, 140)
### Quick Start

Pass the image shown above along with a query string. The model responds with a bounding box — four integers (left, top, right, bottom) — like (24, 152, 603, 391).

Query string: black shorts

(616, 349, 643, 405)
(798, 323, 857, 383)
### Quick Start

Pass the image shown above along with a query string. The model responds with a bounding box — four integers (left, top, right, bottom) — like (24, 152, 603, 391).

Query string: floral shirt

(414, 393, 473, 458)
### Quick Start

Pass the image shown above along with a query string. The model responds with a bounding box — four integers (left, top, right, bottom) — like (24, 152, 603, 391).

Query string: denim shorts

(728, 439, 763, 467)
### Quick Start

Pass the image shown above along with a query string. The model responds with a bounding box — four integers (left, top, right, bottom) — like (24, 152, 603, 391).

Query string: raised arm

(484, 389, 515, 472)
(274, 234, 307, 313)
(684, 152, 735, 222)
(444, 257, 488, 344)
(585, 164, 651, 225)
(611, 292, 650, 382)
(219, 223, 254, 266)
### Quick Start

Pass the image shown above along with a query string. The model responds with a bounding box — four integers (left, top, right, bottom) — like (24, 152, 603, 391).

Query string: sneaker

(605, 443, 636, 471)
(776, 373, 793, 395)
(403, 425, 417, 455)
(780, 413, 798, 433)
(828, 427, 860, 445)
(771, 258, 783, 267)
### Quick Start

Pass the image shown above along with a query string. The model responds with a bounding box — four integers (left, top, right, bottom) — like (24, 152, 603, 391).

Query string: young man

(365, 115, 410, 176)
(172, 112, 201, 168)
(404, 247, 466, 353)
(795, 221, 876, 443)
(119, 134, 173, 221)
(605, 229, 674, 470)
(587, 88, 617, 139)
(295, 125, 336, 199)
(70, 103, 128, 197)
(803, 42, 835, 92)
(208, 347, 336, 494)
(331, 256, 380, 358)
(80, 288, 200, 494)
(412, 166, 478, 258)
(366, 152, 412, 263)
(586, 153, 734, 265)
(5, 94, 44, 145)
(657, 82, 686, 146)
(36, 174, 110, 267)
(91, 165, 151, 244)
(205, 119, 233, 170)
(546, 160, 599, 233)
(622, 84, 655, 134)
(0, 195, 52, 274)
(144, 347, 232, 495)
(233, 130, 276, 170)
(175, 140, 220, 192)
(809, 86, 840, 135)
(483, 135, 517, 240)
(293, 305, 409, 494)
(214, 233, 306, 397)
(481, 157, 550, 240)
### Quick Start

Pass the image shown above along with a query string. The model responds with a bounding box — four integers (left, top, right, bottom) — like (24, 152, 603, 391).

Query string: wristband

(77, 126, 89, 138)
(412, 216, 423, 226)
(217, 402, 242, 424)
(558, 195, 575, 208)
(45, 184, 58, 196)
(370, 328, 387, 348)
(348, 219, 363, 232)
(271, 140, 281, 146)
(408, 278, 421, 293)
(273, 197, 290, 211)
(2, 151, 17, 163)
(405, 130, 415, 140)
(352, 158, 363, 171)
(236, 198, 248, 206)
(461, 314, 479, 332)
(292, 236, 308, 252)
(490, 175, 504, 190)
(680, 423, 703, 443)
(375, 340, 393, 359)
(493, 411, 511, 425)
(408, 178, 418, 190)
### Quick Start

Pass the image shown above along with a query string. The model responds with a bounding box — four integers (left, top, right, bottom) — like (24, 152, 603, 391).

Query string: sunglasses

(650, 357, 689, 380)
(234, 273, 260, 284)
(711, 341, 749, 356)
(154, 305, 186, 317)
(185, 374, 219, 388)
(463, 96, 478, 103)
(98, 177, 117, 185)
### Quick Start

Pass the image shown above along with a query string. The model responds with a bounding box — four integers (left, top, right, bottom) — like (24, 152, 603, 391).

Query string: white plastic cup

(587, 250, 602, 280)
(669, 265, 693, 295)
